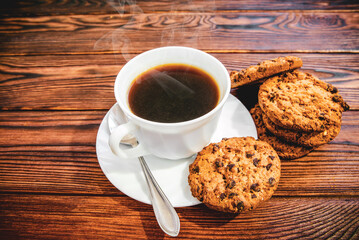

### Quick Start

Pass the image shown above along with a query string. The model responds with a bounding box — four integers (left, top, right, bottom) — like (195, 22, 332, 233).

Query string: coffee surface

(128, 64, 219, 123)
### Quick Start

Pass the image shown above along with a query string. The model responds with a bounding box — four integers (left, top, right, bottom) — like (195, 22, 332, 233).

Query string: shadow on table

(110, 196, 168, 239)
(179, 204, 238, 228)
(110, 196, 237, 239)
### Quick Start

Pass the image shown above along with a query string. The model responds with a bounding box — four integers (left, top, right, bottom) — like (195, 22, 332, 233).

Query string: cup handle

(109, 122, 149, 159)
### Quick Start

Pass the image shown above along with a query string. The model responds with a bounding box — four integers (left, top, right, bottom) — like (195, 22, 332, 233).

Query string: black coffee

(128, 64, 220, 123)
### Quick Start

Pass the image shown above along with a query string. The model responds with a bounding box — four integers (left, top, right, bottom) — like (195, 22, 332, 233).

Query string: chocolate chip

(215, 159, 224, 168)
(253, 158, 259, 167)
(258, 67, 266, 72)
(269, 155, 276, 160)
(237, 201, 244, 211)
(254, 145, 257, 150)
(269, 177, 275, 186)
(192, 166, 199, 173)
(250, 183, 260, 192)
(251, 194, 257, 199)
(319, 112, 326, 120)
(227, 163, 235, 171)
(343, 102, 350, 111)
(326, 83, 338, 93)
(246, 152, 254, 158)
(220, 193, 226, 200)
(212, 144, 220, 153)
(269, 93, 275, 102)
(266, 163, 272, 170)
(228, 180, 236, 189)
(332, 95, 341, 103)
(228, 193, 238, 199)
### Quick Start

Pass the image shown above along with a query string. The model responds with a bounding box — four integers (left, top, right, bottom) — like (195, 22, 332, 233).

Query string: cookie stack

(256, 69, 349, 159)
(250, 103, 313, 160)
(231, 57, 349, 159)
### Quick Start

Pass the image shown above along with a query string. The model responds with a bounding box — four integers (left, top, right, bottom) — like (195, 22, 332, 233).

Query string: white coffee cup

(109, 46, 230, 160)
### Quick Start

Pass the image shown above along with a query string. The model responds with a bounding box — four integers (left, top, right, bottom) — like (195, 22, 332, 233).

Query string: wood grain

(0, 110, 358, 196)
(1, 1, 358, 239)
(1, 0, 358, 17)
(1, 53, 358, 110)
(0, 194, 358, 239)
(1, 12, 358, 55)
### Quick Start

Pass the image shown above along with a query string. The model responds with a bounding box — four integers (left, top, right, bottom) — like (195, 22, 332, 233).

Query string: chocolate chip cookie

(261, 110, 341, 147)
(258, 70, 349, 132)
(230, 56, 302, 89)
(188, 137, 281, 213)
(250, 104, 313, 159)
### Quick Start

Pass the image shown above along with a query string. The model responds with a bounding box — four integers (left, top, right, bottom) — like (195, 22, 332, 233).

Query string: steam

(148, 70, 195, 99)
(93, 0, 142, 62)
(94, 0, 216, 61)
(106, 0, 143, 15)
(94, 0, 216, 94)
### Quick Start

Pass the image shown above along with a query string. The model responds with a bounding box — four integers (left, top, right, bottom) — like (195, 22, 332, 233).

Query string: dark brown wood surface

(0, 1, 358, 239)
(1, 12, 358, 55)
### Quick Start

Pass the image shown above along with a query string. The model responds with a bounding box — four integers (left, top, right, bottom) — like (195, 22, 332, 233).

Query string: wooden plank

(0, 110, 358, 196)
(0, 12, 358, 55)
(1, 0, 358, 17)
(1, 144, 358, 196)
(0, 53, 358, 111)
(0, 194, 358, 239)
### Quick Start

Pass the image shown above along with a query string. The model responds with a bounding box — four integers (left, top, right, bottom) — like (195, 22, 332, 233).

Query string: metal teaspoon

(108, 104, 180, 237)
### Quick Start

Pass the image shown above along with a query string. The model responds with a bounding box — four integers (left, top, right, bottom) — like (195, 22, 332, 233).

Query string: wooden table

(1, 1, 358, 239)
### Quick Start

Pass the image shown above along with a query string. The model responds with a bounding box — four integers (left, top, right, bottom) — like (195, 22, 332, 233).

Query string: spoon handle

(138, 156, 180, 237)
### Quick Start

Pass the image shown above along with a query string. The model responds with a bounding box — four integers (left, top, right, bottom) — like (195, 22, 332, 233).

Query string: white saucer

(96, 94, 257, 207)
